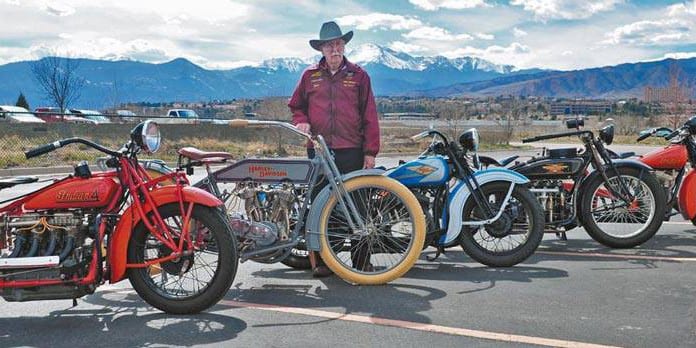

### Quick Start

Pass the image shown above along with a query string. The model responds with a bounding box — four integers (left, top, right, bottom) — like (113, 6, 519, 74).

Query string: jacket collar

(315, 56, 357, 74)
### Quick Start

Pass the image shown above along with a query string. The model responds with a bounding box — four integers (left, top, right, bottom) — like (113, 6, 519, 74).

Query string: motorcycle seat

(177, 147, 233, 163)
(478, 155, 519, 167)
(0, 176, 39, 189)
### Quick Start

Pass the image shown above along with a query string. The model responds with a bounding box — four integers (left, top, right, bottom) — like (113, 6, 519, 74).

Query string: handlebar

(25, 138, 121, 159)
(665, 129, 682, 141)
(522, 130, 592, 143)
(228, 119, 311, 140)
(636, 131, 652, 142)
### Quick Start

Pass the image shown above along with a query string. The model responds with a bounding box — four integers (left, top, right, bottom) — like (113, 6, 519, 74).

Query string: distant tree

(30, 56, 85, 112)
(15, 92, 30, 110)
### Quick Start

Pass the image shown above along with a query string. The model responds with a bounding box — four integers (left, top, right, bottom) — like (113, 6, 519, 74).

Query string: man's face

(321, 39, 345, 68)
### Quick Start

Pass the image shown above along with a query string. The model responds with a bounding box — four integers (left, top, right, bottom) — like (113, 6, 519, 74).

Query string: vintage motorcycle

(482, 121, 666, 248)
(635, 117, 696, 223)
(385, 128, 545, 267)
(0, 121, 238, 314)
(174, 119, 426, 285)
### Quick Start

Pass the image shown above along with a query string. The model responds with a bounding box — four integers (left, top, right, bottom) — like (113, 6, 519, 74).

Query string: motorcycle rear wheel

(459, 181, 544, 267)
(579, 167, 665, 248)
(127, 203, 238, 314)
(318, 176, 426, 285)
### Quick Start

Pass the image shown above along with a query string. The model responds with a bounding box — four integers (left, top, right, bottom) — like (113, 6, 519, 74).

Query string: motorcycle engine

(228, 180, 299, 252)
(528, 180, 573, 227)
(1, 211, 94, 280)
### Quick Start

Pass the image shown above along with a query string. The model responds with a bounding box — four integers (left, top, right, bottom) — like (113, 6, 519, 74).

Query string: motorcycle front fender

(678, 168, 696, 222)
(108, 185, 223, 283)
(305, 169, 386, 251)
(445, 168, 530, 245)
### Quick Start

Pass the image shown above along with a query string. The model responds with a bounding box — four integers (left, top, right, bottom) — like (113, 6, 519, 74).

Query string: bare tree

(666, 63, 688, 130)
(30, 56, 85, 113)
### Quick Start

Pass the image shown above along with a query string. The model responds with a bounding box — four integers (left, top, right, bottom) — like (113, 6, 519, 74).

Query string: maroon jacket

(288, 57, 380, 156)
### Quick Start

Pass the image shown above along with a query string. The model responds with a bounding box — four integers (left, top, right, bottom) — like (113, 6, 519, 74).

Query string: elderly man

(288, 21, 380, 277)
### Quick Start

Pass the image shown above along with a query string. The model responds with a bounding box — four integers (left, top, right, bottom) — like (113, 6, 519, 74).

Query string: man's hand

(363, 155, 375, 169)
(296, 123, 311, 134)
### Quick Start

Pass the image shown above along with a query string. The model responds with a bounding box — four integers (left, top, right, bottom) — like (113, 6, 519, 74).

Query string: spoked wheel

(127, 203, 238, 314)
(580, 167, 665, 248)
(459, 181, 544, 267)
(318, 176, 426, 285)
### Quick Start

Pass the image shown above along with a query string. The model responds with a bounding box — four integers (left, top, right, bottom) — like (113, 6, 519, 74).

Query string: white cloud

(42, 1, 75, 16)
(476, 33, 495, 40)
(510, 0, 624, 20)
(561, 50, 573, 56)
(512, 27, 528, 37)
(668, 0, 696, 17)
(409, 0, 490, 11)
(403, 26, 473, 41)
(388, 41, 427, 54)
(662, 51, 696, 60)
(603, 19, 691, 45)
(335, 13, 423, 31)
(443, 42, 531, 64)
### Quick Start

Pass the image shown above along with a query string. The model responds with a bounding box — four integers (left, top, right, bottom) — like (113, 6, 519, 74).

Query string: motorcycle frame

(0, 138, 220, 288)
(182, 120, 368, 263)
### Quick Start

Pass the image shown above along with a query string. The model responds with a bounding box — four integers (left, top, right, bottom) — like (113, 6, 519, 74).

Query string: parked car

(167, 109, 199, 119)
(70, 109, 111, 124)
(0, 105, 45, 123)
(113, 109, 138, 123)
(34, 107, 97, 124)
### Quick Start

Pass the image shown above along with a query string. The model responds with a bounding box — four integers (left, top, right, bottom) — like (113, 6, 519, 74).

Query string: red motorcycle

(635, 119, 696, 222)
(0, 121, 237, 314)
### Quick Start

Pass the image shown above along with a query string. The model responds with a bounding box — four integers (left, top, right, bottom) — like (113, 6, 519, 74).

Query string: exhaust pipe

(0, 255, 60, 269)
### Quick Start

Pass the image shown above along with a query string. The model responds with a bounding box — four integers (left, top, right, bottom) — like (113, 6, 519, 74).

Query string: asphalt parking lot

(1, 145, 695, 347)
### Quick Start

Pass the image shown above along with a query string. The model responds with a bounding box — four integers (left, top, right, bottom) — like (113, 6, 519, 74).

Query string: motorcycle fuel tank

(639, 144, 687, 170)
(23, 175, 120, 210)
(513, 158, 585, 179)
(386, 156, 449, 187)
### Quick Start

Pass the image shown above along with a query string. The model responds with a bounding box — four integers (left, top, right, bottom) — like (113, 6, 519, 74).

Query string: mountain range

(0, 43, 693, 108)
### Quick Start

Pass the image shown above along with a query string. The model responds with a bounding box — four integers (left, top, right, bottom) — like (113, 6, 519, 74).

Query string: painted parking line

(221, 300, 621, 348)
(536, 250, 696, 262)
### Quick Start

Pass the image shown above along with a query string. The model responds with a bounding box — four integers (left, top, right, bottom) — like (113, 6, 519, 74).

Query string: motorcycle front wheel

(579, 166, 665, 248)
(318, 176, 426, 285)
(459, 181, 545, 267)
(127, 203, 238, 314)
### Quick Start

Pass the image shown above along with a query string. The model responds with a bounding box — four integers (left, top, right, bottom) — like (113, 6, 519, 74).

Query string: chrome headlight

(131, 120, 161, 153)
(459, 128, 479, 152)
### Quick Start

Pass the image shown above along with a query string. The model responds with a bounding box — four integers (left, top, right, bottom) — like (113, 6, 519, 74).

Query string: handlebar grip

(521, 137, 537, 143)
(229, 119, 249, 127)
(410, 131, 430, 141)
(665, 129, 681, 140)
(25, 142, 59, 159)
(636, 132, 651, 142)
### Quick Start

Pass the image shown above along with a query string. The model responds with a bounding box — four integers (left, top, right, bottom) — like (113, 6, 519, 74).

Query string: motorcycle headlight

(685, 115, 696, 135)
(459, 128, 479, 152)
(130, 120, 161, 153)
(599, 124, 614, 146)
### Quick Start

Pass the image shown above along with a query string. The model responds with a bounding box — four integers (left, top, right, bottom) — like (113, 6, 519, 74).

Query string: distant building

(549, 100, 612, 116)
(382, 112, 437, 120)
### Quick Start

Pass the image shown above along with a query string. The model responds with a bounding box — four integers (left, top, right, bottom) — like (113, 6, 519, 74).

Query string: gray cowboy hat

(309, 21, 353, 51)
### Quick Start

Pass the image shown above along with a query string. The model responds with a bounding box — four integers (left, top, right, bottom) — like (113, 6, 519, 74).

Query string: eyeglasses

(322, 40, 345, 50)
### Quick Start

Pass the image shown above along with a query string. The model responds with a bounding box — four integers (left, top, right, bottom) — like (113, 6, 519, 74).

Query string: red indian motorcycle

(0, 121, 237, 314)
(635, 117, 696, 223)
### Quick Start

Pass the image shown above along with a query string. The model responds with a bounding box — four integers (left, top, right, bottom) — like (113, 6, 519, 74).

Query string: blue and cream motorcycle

(385, 128, 544, 267)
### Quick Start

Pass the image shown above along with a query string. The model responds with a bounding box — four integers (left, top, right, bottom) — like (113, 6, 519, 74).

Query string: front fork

(592, 140, 636, 204)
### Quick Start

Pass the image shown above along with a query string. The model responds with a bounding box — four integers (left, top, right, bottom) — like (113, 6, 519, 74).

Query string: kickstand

(555, 231, 567, 241)
(72, 298, 78, 307)
(427, 246, 446, 261)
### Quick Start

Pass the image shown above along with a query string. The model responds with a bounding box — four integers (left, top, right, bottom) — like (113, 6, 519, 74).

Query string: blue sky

(1, 0, 695, 70)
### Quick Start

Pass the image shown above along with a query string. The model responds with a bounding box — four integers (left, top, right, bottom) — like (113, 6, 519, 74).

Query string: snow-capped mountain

(0, 44, 534, 106)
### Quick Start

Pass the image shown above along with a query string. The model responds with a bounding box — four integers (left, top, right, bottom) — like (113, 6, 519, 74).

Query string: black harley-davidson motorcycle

(480, 119, 666, 248)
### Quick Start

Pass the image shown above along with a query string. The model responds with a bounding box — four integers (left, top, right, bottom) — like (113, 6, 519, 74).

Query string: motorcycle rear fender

(576, 159, 655, 225)
(305, 169, 386, 251)
(109, 185, 223, 283)
(678, 169, 696, 222)
(445, 168, 530, 245)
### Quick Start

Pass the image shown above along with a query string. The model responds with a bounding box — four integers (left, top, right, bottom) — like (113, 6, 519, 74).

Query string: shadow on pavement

(1, 289, 248, 347)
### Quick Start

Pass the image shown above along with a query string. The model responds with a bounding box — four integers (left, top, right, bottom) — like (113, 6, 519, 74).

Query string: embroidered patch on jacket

(311, 71, 322, 78)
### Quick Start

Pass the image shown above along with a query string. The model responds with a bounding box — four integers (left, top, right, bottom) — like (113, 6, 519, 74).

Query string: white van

(0, 105, 45, 123)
